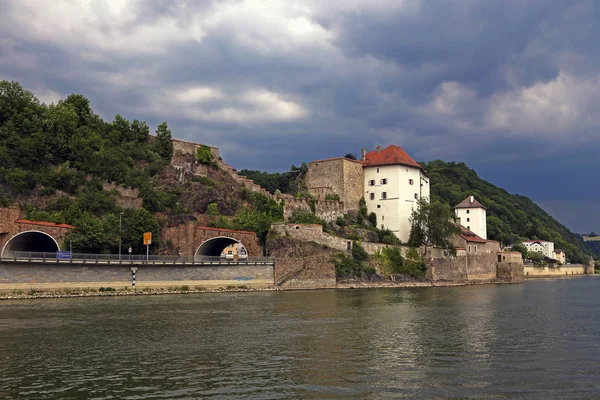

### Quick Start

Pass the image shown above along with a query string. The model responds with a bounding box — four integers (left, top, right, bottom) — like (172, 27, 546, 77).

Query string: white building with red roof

(454, 195, 487, 239)
(362, 145, 430, 242)
(522, 239, 555, 259)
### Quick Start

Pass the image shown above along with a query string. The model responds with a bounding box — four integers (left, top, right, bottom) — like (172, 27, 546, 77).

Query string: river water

(1, 278, 600, 399)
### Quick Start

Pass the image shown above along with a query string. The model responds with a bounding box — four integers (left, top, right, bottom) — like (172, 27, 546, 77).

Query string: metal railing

(0, 251, 274, 265)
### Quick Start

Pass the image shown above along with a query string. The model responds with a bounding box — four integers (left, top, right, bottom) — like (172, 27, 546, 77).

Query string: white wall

(364, 164, 429, 242)
(523, 241, 555, 258)
(455, 207, 487, 239)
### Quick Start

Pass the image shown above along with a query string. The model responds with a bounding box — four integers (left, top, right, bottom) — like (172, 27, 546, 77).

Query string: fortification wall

(427, 256, 468, 282)
(270, 223, 389, 254)
(342, 159, 364, 211)
(524, 264, 586, 277)
(282, 198, 345, 222)
(466, 253, 497, 281)
(497, 262, 524, 282)
(0, 262, 273, 291)
(274, 255, 336, 289)
(306, 158, 364, 211)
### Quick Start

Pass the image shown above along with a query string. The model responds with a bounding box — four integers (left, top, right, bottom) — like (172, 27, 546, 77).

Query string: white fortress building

(363, 145, 430, 242)
(454, 196, 487, 240)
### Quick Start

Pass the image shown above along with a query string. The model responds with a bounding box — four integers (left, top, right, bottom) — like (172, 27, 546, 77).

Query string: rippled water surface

(2, 278, 600, 399)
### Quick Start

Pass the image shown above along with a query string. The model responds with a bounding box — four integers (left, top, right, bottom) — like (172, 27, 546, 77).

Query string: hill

(0, 81, 282, 254)
(425, 160, 591, 263)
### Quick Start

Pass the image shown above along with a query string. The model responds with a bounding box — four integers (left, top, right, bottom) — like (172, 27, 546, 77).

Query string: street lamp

(119, 212, 124, 261)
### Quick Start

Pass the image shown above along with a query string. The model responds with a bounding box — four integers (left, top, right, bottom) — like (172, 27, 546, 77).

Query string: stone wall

(497, 262, 524, 283)
(466, 253, 497, 281)
(0, 216, 73, 253)
(524, 264, 586, 277)
(282, 198, 345, 222)
(163, 222, 262, 257)
(274, 256, 336, 289)
(102, 182, 143, 209)
(306, 158, 364, 211)
(0, 262, 273, 291)
(271, 223, 389, 254)
(172, 139, 219, 159)
(426, 257, 468, 282)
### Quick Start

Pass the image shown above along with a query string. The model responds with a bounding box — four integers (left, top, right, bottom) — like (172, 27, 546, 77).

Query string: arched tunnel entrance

(195, 237, 248, 259)
(2, 231, 60, 256)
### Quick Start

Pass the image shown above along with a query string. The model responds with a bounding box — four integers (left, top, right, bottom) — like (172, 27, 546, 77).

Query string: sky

(0, 0, 598, 233)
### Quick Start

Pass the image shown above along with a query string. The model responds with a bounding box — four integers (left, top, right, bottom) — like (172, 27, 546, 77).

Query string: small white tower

(454, 195, 487, 239)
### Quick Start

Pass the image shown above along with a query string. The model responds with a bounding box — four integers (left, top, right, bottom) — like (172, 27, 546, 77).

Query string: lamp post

(119, 212, 123, 261)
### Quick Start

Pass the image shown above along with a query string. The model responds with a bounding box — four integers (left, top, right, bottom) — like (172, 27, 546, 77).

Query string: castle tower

(454, 196, 487, 239)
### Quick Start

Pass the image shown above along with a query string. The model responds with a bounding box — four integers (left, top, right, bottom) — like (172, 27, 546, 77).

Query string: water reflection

(1, 278, 600, 398)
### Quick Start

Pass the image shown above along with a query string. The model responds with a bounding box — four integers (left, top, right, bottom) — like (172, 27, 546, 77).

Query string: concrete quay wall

(524, 264, 586, 278)
(0, 261, 274, 291)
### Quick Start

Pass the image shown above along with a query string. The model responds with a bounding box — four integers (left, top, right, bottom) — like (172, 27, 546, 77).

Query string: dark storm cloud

(2, 0, 600, 230)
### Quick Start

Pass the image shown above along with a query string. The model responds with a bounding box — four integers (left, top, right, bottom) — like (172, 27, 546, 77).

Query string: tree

(195, 144, 213, 165)
(408, 198, 461, 254)
(155, 122, 173, 161)
(344, 153, 357, 160)
(511, 242, 528, 259)
(123, 208, 160, 254)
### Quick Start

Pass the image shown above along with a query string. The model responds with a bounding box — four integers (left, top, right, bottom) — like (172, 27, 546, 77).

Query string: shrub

(367, 212, 377, 227)
(325, 193, 340, 201)
(195, 145, 213, 165)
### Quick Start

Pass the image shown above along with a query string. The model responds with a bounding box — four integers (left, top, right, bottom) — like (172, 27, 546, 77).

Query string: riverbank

(0, 278, 528, 300)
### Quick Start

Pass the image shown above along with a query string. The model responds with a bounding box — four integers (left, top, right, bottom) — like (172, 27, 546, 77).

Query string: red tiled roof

(15, 219, 74, 229)
(309, 157, 363, 165)
(195, 226, 256, 235)
(458, 225, 487, 243)
(455, 196, 486, 209)
(522, 240, 549, 243)
(363, 145, 423, 170)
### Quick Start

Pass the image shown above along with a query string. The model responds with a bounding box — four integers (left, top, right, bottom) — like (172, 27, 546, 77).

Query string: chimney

(376, 145, 381, 152)
(470, 195, 474, 203)
(361, 148, 366, 162)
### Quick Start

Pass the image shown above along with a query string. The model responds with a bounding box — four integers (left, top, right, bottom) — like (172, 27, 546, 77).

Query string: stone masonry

(163, 222, 262, 257)
(306, 157, 364, 211)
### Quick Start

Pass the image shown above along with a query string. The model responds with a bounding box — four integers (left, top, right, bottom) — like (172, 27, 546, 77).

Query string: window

(382, 215, 384, 221)
(380, 178, 388, 185)
(409, 179, 414, 185)
(377, 168, 380, 173)
(468, 245, 471, 253)
(377, 205, 381, 209)
(466, 210, 470, 214)
(414, 193, 418, 199)
(347, 241, 352, 250)
(381, 192, 387, 199)
(369, 193, 375, 200)
(466, 218, 470, 222)
(467, 226, 470, 230)
(475, 246, 478, 253)
(368, 180, 375, 186)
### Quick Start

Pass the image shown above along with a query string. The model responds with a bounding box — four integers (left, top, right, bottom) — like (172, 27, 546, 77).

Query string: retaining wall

(524, 264, 586, 277)
(0, 261, 274, 291)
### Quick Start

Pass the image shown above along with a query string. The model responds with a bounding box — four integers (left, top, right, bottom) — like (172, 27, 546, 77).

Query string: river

(1, 278, 600, 399)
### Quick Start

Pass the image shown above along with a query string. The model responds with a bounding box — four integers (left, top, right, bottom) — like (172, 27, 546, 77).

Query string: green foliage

(367, 212, 377, 227)
(375, 246, 426, 278)
(154, 122, 173, 161)
(358, 197, 368, 221)
(325, 193, 340, 201)
(333, 242, 374, 277)
(288, 210, 327, 231)
(528, 251, 545, 266)
(511, 242, 528, 259)
(195, 145, 213, 165)
(408, 198, 460, 254)
(426, 160, 592, 263)
(379, 229, 400, 245)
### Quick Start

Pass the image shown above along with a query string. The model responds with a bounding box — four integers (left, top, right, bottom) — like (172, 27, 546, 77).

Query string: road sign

(143, 232, 152, 245)
(56, 251, 71, 260)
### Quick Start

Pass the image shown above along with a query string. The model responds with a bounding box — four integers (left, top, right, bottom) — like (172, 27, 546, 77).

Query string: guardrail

(0, 251, 274, 265)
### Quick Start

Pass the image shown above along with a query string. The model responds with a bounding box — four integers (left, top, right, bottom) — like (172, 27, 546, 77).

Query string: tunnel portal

(2, 231, 60, 255)
(195, 237, 247, 258)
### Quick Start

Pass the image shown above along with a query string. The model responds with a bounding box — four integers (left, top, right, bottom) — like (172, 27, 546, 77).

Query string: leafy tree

(408, 198, 461, 254)
(344, 153, 357, 160)
(511, 242, 528, 259)
(155, 122, 173, 161)
(195, 144, 213, 165)
(367, 212, 377, 227)
(123, 208, 160, 254)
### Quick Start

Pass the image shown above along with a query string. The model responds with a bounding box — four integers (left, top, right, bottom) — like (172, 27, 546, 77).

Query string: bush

(195, 145, 213, 165)
(325, 193, 340, 201)
(367, 212, 377, 227)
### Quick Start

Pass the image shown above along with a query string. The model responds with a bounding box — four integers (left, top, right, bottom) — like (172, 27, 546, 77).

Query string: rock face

(267, 236, 336, 288)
